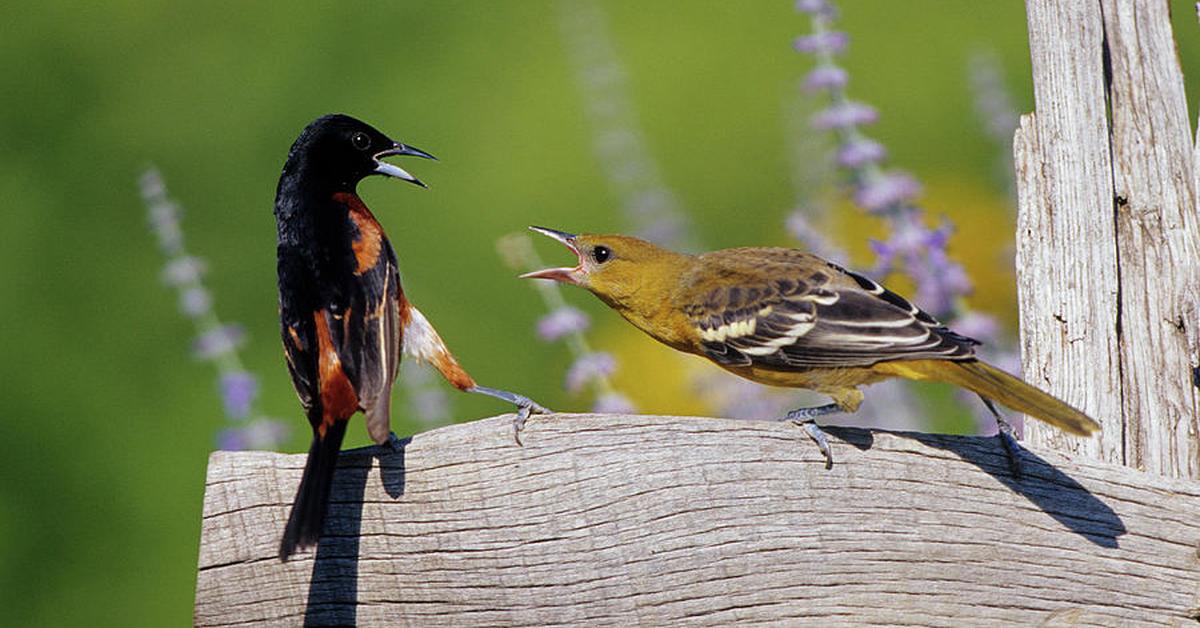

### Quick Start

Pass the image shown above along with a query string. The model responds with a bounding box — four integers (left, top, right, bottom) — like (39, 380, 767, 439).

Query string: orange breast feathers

(313, 310, 360, 435)
(333, 192, 384, 275)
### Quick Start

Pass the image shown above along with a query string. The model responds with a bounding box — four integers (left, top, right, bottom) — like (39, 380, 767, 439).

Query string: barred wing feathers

(682, 248, 978, 370)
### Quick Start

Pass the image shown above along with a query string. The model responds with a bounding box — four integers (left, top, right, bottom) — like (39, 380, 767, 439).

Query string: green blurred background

(2, 1, 1197, 624)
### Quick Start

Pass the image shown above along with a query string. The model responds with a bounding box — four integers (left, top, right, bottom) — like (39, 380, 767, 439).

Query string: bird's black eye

(351, 132, 371, 151)
(592, 246, 611, 263)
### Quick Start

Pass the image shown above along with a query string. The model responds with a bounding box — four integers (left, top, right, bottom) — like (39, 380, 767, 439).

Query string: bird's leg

(979, 396, 1023, 480)
(400, 304, 552, 446)
(783, 403, 842, 470)
(467, 385, 551, 446)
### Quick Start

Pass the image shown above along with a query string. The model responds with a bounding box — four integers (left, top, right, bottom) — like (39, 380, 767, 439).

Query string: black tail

(280, 420, 348, 561)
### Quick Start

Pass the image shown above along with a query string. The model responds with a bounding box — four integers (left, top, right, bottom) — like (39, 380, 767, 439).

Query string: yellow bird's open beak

(521, 226, 585, 285)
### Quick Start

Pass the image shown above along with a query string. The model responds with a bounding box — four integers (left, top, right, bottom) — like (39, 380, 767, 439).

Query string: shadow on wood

(897, 430, 1125, 548)
(304, 438, 410, 626)
(195, 414, 1200, 626)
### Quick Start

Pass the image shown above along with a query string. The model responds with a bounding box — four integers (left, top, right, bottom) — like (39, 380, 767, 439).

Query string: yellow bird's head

(521, 226, 690, 313)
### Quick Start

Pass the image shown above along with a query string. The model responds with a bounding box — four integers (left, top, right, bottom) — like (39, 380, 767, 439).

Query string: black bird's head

(283, 113, 436, 192)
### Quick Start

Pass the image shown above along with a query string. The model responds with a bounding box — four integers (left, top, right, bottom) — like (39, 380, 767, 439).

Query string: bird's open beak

(521, 226, 584, 285)
(373, 143, 437, 188)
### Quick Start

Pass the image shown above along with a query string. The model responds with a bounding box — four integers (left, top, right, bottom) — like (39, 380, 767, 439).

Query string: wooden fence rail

(196, 414, 1200, 627)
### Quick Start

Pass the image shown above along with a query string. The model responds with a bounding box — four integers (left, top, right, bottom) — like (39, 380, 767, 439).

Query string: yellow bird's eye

(593, 246, 611, 263)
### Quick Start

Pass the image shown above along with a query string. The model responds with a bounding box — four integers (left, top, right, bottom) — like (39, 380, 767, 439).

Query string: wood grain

(1100, 0, 1200, 478)
(1017, 0, 1122, 463)
(1017, 0, 1200, 476)
(195, 414, 1200, 627)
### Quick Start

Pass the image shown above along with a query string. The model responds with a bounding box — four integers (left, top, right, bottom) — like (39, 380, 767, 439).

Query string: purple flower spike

(937, 260, 973, 297)
(537, 306, 591, 341)
(219, 371, 259, 420)
(162, 256, 207, 286)
(925, 222, 954, 249)
(795, 0, 835, 16)
(241, 419, 291, 450)
(887, 218, 931, 257)
(216, 427, 248, 451)
(811, 101, 878, 130)
(836, 139, 886, 167)
(565, 352, 617, 393)
(793, 31, 848, 55)
(867, 239, 897, 274)
(180, 287, 212, 317)
(803, 66, 848, 92)
(218, 419, 292, 451)
(192, 324, 246, 360)
(854, 172, 920, 213)
(953, 312, 1000, 344)
(593, 392, 636, 414)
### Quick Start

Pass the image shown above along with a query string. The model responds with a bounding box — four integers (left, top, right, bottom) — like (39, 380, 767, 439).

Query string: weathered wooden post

(1016, 0, 1200, 477)
(194, 2, 1200, 625)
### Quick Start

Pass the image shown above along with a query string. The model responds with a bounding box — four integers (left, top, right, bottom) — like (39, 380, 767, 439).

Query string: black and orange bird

(274, 114, 546, 560)
(522, 227, 1099, 469)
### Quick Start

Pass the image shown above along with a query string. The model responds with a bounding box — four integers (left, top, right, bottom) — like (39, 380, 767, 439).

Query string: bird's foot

(468, 385, 551, 446)
(979, 396, 1024, 480)
(994, 417, 1024, 480)
(783, 403, 841, 470)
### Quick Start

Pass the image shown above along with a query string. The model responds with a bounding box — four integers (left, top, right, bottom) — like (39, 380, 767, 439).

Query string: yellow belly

(719, 363, 893, 393)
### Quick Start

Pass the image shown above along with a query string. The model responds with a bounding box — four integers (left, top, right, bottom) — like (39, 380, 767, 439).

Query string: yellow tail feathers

(877, 359, 1100, 436)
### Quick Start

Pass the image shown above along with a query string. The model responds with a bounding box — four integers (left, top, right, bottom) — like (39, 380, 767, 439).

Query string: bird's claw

(782, 403, 839, 470)
(995, 420, 1024, 480)
(980, 396, 1024, 480)
(791, 419, 834, 470)
(465, 385, 549, 447)
(512, 397, 550, 447)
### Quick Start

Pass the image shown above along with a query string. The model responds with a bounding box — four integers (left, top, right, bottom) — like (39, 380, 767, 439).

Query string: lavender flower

(537, 306, 590, 342)
(853, 172, 921, 213)
(566, 352, 617, 393)
(793, 31, 849, 54)
(162, 256, 206, 285)
(180, 287, 212, 318)
(803, 66, 848, 92)
(593, 392, 636, 414)
(835, 138, 885, 168)
(217, 419, 290, 451)
(219, 371, 259, 420)
(811, 101, 878, 129)
(795, 0, 835, 16)
(191, 324, 246, 361)
(142, 168, 289, 450)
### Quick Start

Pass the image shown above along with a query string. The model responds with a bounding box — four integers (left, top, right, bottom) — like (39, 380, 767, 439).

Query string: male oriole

(274, 114, 546, 560)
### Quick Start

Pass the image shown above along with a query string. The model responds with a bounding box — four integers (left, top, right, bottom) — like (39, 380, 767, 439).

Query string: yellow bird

(522, 226, 1099, 469)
